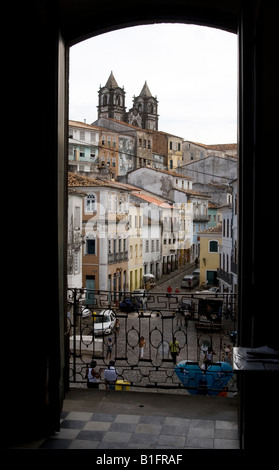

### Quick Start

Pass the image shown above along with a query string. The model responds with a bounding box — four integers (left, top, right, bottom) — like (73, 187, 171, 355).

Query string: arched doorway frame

(57, 4, 262, 450)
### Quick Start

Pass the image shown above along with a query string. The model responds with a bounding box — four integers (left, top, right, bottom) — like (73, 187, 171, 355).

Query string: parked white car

(201, 287, 219, 294)
(81, 306, 91, 318)
(93, 310, 116, 336)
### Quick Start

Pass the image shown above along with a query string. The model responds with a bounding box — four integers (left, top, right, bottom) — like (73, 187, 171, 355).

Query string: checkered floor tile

(39, 411, 239, 449)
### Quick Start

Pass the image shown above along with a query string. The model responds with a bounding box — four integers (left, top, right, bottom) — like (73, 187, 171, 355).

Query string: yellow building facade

(198, 225, 222, 287)
(128, 202, 144, 291)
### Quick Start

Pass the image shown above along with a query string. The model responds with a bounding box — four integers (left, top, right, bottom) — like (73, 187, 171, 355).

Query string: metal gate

(66, 288, 237, 393)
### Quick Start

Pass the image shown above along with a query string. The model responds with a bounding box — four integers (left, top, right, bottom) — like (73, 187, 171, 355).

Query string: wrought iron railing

(66, 288, 237, 395)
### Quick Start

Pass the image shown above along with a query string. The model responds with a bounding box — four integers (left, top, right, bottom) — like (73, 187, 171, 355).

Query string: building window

(209, 240, 218, 253)
(86, 238, 96, 255)
(68, 145, 73, 157)
(86, 193, 96, 212)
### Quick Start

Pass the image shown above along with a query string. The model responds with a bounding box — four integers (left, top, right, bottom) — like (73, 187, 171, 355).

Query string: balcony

(193, 213, 209, 222)
(42, 387, 239, 449)
(67, 288, 237, 392)
(217, 268, 232, 285)
(57, 288, 240, 450)
(231, 261, 237, 275)
(108, 251, 128, 264)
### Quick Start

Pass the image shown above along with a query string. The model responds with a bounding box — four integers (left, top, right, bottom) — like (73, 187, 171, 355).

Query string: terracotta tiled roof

(68, 172, 113, 188)
(198, 224, 222, 234)
(69, 120, 119, 134)
(131, 191, 172, 208)
(187, 141, 237, 151)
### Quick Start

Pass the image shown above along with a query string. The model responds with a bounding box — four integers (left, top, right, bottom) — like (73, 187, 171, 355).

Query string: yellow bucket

(115, 380, 130, 391)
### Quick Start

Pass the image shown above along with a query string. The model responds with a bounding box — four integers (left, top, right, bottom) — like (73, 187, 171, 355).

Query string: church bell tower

(128, 81, 159, 130)
(97, 71, 126, 122)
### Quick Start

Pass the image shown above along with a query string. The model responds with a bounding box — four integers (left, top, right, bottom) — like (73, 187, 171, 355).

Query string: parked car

(119, 297, 138, 312)
(81, 306, 91, 318)
(92, 310, 116, 335)
(132, 289, 150, 298)
(201, 287, 219, 294)
(131, 289, 150, 305)
(181, 274, 199, 289)
(192, 268, 200, 277)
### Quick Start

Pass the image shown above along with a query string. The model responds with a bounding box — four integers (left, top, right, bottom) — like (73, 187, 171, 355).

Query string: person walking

(139, 336, 146, 359)
(169, 337, 180, 364)
(104, 360, 118, 390)
(203, 346, 215, 369)
(106, 337, 113, 360)
(167, 285, 172, 298)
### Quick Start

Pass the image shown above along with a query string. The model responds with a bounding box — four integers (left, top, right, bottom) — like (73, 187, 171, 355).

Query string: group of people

(86, 328, 232, 391)
(86, 334, 148, 390)
(86, 359, 118, 390)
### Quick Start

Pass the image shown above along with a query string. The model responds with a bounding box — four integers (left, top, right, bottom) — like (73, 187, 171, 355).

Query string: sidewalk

(21, 388, 239, 450)
(153, 261, 195, 288)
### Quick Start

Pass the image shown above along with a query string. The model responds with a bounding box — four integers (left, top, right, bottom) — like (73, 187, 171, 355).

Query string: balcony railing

(66, 289, 237, 396)
(108, 251, 129, 264)
(217, 268, 232, 285)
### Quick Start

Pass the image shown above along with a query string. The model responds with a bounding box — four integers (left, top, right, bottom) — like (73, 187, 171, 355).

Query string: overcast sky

(69, 23, 237, 144)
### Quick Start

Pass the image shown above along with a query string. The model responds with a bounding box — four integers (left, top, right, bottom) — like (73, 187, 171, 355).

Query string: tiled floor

(39, 410, 239, 449)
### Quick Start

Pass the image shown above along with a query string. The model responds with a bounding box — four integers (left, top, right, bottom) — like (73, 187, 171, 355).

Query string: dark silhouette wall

(6, 0, 279, 450)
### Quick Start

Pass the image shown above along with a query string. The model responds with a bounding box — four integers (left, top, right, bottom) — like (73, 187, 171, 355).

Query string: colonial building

(217, 179, 238, 297)
(198, 224, 222, 287)
(178, 153, 237, 206)
(68, 120, 100, 173)
(93, 117, 154, 173)
(67, 188, 85, 289)
(68, 172, 130, 302)
(69, 120, 120, 178)
(152, 131, 183, 170)
(122, 166, 210, 262)
(127, 200, 144, 291)
(182, 141, 237, 164)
